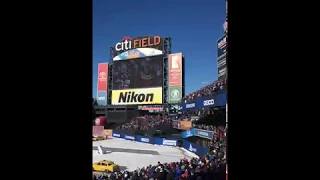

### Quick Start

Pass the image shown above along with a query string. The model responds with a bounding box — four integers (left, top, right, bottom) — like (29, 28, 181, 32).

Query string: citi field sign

(112, 36, 164, 61)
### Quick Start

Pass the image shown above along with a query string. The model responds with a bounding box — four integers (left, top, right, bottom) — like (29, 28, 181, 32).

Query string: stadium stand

(93, 153, 226, 180)
(116, 115, 171, 131)
(182, 79, 227, 102)
(102, 79, 227, 180)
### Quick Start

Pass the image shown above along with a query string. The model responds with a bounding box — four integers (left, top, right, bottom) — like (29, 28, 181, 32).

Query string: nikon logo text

(118, 91, 154, 103)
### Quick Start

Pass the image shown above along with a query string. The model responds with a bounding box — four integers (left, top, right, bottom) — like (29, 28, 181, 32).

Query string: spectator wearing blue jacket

(175, 167, 182, 180)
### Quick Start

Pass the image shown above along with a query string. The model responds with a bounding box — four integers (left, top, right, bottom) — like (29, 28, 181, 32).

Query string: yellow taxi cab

(92, 160, 120, 172)
(92, 136, 104, 141)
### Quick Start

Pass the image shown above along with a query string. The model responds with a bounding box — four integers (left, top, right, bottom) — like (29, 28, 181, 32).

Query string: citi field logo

(114, 36, 161, 51)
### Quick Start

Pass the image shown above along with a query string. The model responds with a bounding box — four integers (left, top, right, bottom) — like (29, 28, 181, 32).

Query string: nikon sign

(111, 87, 163, 105)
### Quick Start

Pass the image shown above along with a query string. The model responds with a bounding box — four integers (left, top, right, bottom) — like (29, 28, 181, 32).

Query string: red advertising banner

(97, 63, 108, 91)
(92, 126, 104, 137)
(168, 53, 182, 87)
(141, 106, 163, 111)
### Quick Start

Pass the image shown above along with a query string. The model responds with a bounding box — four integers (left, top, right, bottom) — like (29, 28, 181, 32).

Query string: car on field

(92, 136, 104, 141)
(93, 160, 120, 172)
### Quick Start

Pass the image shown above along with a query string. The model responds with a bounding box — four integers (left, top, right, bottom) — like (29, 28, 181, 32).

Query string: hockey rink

(92, 138, 197, 172)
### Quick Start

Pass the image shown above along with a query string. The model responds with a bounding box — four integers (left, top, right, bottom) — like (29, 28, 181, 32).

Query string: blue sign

(202, 98, 215, 107)
(161, 138, 177, 146)
(194, 128, 214, 140)
(124, 134, 135, 140)
(112, 132, 121, 138)
(215, 93, 226, 107)
(181, 128, 195, 138)
(111, 131, 209, 157)
(181, 92, 226, 111)
(135, 135, 153, 144)
(185, 103, 196, 109)
(182, 140, 208, 157)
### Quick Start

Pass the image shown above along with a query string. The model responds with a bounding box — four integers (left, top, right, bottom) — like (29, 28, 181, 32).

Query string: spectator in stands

(93, 156, 226, 180)
(116, 115, 171, 131)
(182, 78, 227, 102)
(108, 77, 228, 180)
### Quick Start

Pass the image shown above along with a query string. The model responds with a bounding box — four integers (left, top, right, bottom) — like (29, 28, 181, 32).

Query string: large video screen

(112, 55, 163, 90)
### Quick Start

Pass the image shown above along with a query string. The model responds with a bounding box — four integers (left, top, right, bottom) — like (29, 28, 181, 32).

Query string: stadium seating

(93, 124, 226, 180)
(102, 79, 228, 180)
(116, 115, 171, 131)
(182, 79, 227, 102)
(93, 154, 226, 180)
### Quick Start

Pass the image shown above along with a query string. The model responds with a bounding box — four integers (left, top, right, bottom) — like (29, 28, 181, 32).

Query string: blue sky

(93, 0, 226, 98)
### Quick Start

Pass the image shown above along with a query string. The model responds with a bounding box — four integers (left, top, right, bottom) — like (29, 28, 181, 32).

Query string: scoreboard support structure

(162, 37, 172, 105)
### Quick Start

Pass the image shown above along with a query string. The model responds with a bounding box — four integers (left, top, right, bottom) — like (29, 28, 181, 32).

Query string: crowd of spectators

(116, 115, 171, 131)
(94, 155, 226, 180)
(102, 76, 228, 180)
(182, 79, 227, 102)
(93, 124, 227, 180)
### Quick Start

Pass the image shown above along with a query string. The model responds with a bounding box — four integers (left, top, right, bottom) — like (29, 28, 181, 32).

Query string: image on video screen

(112, 55, 163, 90)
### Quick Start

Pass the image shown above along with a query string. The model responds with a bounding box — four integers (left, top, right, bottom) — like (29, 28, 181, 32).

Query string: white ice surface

(93, 138, 191, 171)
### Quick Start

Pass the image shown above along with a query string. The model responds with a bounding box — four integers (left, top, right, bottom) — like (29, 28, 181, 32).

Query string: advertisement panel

(156, 138, 178, 147)
(181, 93, 226, 110)
(92, 126, 104, 137)
(112, 132, 121, 138)
(111, 87, 162, 105)
(217, 55, 226, 69)
(135, 135, 154, 144)
(184, 102, 196, 110)
(110, 131, 209, 157)
(191, 116, 199, 121)
(202, 98, 215, 108)
(215, 93, 226, 106)
(138, 105, 163, 111)
(111, 36, 164, 61)
(182, 140, 209, 157)
(218, 56, 227, 80)
(95, 116, 106, 126)
(181, 128, 195, 138)
(124, 134, 135, 141)
(194, 128, 214, 140)
(180, 121, 192, 130)
(112, 55, 163, 90)
(168, 86, 182, 104)
(168, 53, 183, 87)
(104, 129, 113, 138)
(172, 120, 180, 129)
(97, 91, 107, 106)
(97, 63, 108, 91)
(217, 34, 227, 58)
